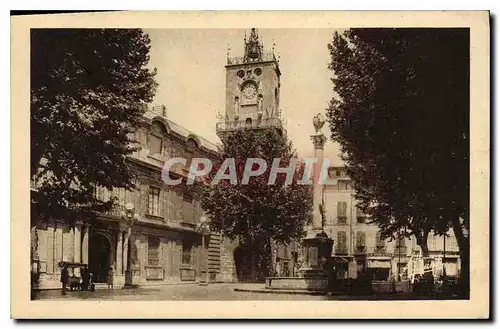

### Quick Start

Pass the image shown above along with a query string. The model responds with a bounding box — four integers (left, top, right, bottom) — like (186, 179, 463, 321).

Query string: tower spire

(244, 28, 263, 62)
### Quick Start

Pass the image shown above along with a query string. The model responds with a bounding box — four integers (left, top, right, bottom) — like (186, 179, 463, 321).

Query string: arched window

(152, 121, 167, 134)
(245, 118, 252, 128)
(150, 121, 167, 158)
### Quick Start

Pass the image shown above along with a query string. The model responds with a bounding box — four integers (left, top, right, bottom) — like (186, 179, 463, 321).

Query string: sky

(144, 28, 344, 165)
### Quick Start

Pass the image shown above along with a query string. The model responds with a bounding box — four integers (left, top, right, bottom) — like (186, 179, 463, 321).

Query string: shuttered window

(147, 237, 160, 267)
(356, 207, 366, 223)
(182, 192, 195, 224)
(148, 187, 161, 216)
(356, 231, 366, 247)
(182, 242, 192, 265)
(337, 201, 347, 224)
(336, 231, 347, 254)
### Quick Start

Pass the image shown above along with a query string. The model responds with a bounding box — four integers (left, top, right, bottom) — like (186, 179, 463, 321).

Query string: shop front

(366, 257, 392, 281)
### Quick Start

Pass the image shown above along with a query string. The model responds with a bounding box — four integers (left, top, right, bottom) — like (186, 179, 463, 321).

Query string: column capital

(75, 220, 84, 228)
(310, 133, 327, 150)
(119, 223, 130, 232)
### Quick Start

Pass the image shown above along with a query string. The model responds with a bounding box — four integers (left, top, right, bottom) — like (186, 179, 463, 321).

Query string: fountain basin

(265, 276, 328, 291)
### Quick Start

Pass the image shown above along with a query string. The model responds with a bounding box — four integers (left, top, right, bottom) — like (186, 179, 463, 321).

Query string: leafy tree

(197, 129, 313, 281)
(30, 29, 158, 224)
(326, 29, 469, 293)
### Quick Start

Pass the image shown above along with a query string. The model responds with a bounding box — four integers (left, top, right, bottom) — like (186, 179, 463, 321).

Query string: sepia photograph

(11, 11, 489, 319)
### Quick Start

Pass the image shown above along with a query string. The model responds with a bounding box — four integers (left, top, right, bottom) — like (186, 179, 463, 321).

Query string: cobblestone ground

(34, 283, 434, 301)
(33, 284, 325, 301)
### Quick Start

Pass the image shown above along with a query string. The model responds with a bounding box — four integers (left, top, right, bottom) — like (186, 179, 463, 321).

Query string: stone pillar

(54, 220, 63, 270)
(46, 221, 55, 274)
(311, 133, 327, 231)
(116, 229, 123, 274)
(74, 222, 82, 276)
(81, 225, 89, 265)
(123, 226, 131, 273)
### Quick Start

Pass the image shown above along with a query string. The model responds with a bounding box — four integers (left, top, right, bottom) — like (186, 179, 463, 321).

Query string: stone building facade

(32, 105, 238, 289)
(323, 166, 461, 282)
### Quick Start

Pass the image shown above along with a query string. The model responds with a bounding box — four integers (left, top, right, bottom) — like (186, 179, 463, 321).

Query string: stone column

(54, 220, 63, 270)
(123, 226, 131, 273)
(297, 115, 333, 283)
(46, 221, 55, 274)
(311, 133, 327, 231)
(74, 222, 82, 276)
(116, 229, 123, 274)
(81, 225, 89, 265)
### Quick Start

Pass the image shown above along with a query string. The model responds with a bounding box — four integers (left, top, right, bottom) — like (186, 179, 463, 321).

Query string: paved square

(34, 284, 326, 301)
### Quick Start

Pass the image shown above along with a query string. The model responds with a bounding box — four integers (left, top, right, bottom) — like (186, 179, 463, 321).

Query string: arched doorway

(89, 232, 112, 283)
(233, 246, 246, 282)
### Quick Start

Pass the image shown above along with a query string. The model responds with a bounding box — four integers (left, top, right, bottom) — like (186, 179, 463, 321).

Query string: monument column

(81, 224, 89, 265)
(311, 133, 327, 232)
(116, 229, 123, 274)
(73, 221, 82, 276)
(298, 113, 333, 281)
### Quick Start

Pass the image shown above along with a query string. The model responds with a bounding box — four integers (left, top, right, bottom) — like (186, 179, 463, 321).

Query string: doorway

(89, 232, 112, 283)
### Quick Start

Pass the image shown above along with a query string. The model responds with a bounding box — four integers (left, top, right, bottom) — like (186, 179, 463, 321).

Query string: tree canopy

(31, 29, 158, 223)
(326, 28, 469, 291)
(198, 129, 313, 244)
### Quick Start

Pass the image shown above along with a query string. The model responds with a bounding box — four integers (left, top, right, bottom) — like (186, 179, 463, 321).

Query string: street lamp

(197, 216, 210, 286)
(121, 202, 139, 288)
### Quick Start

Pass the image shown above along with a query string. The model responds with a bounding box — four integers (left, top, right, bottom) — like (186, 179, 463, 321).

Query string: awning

(367, 259, 391, 268)
(330, 256, 351, 263)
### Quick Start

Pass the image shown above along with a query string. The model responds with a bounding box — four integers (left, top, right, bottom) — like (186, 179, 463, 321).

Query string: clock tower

(216, 28, 284, 138)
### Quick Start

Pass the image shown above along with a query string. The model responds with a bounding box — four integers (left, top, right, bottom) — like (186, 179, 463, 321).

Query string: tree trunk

(416, 229, 430, 257)
(451, 217, 469, 298)
(269, 237, 277, 276)
(249, 237, 257, 282)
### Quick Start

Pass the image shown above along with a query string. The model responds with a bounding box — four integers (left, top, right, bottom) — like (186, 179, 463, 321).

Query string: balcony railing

(103, 204, 125, 217)
(335, 247, 348, 255)
(216, 117, 283, 133)
(373, 246, 387, 256)
(355, 246, 367, 255)
(227, 53, 277, 65)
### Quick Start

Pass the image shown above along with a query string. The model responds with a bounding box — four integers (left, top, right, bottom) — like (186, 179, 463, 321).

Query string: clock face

(241, 83, 257, 99)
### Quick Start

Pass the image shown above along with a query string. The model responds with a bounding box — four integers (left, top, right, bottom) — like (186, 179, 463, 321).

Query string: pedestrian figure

(60, 262, 69, 295)
(107, 266, 114, 290)
(81, 265, 90, 291)
(275, 260, 281, 277)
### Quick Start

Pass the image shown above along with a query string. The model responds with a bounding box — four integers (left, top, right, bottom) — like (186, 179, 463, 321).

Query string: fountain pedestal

(265, 230, 333, 292)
